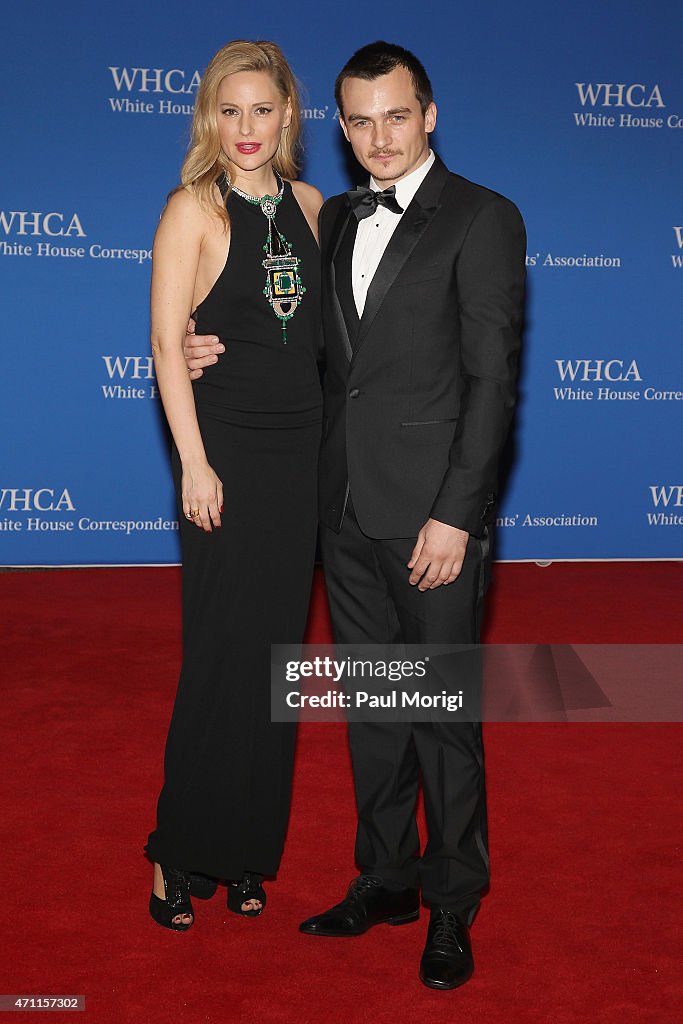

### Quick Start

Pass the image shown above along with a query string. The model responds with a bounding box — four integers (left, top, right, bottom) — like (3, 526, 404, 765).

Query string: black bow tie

(346, 185, 404, 220)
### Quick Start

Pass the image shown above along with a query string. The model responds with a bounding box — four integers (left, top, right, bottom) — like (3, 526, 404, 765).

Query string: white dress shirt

(351, 150, 436, 317)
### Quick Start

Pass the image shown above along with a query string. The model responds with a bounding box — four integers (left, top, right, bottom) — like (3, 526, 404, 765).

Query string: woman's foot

(150, 862, 194, 929)
(227, 872, 266, 916)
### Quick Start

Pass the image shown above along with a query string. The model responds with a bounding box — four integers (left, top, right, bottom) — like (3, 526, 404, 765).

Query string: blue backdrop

(1, 0, 681, 564)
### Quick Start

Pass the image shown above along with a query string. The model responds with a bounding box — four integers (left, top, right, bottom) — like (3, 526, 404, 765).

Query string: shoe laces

(432, 909, 464, 952)
(348, 874, 383, 900)
(164, 866, 190, 907)
(235, 872, 264, 898)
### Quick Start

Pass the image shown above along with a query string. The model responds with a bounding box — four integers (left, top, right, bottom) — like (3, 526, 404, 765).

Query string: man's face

(339, 66, 436, 187)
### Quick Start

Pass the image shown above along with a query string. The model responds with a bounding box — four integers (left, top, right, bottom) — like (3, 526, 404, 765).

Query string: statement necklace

(226, 171, 305, 344)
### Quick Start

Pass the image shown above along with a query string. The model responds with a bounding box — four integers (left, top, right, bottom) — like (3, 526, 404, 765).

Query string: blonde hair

(177, 40, 302, 226)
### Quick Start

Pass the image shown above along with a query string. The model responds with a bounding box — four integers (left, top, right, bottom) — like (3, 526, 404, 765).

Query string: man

(185, 42, 525, 990)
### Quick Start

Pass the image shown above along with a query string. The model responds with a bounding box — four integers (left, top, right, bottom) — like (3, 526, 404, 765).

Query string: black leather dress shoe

(299, 875, 420, 936)
(419, 908, 474, 990)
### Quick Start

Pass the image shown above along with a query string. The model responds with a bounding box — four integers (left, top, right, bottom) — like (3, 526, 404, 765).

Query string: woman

(145, 40, 323, 929)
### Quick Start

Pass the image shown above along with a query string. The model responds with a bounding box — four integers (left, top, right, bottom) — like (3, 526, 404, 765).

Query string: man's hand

(183, 317, 225, 380)
(407, 518, 470, 591)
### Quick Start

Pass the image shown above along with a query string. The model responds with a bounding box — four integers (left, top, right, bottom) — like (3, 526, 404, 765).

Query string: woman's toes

(173, 912, 192, 926)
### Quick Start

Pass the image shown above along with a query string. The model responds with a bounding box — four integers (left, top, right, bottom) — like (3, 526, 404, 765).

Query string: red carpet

(1, 563, 681, 1023)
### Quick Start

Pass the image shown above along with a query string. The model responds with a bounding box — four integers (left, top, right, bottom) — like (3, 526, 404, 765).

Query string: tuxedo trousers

(320, 493, 492, 922)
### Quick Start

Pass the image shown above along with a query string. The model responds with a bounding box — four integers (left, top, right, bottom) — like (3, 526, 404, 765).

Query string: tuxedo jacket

(318, 154, 526, 539)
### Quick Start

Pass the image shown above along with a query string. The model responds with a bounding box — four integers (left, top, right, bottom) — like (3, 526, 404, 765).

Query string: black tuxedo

(317, 155, 526, 918)
(319, 155, 525, 539)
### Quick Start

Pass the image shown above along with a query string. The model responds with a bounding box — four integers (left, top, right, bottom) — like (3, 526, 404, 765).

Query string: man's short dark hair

(335, 41, 434, 118)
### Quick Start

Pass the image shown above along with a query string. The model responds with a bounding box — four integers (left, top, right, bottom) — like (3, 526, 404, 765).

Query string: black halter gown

(146, 179, 322, 879)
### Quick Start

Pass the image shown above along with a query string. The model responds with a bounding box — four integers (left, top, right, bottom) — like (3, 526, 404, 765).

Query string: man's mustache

(369, 150, 403, 158)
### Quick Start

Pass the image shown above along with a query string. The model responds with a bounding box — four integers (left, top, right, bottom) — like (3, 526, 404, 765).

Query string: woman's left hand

(182, 460, 223, 533)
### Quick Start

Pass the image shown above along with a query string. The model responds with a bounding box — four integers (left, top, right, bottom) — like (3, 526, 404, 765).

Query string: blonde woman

(145, 40, 323, 929)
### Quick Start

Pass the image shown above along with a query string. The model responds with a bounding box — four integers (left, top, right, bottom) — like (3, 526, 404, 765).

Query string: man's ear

(425, 102, 437, 134)
(338, 112, 351, 142)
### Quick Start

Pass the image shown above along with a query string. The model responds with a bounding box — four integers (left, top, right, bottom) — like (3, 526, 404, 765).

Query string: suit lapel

(325, 198, 354, 362)
(354, 157, 449, 357)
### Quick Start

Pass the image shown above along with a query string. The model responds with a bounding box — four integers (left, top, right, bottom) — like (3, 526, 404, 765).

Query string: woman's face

(216, 70, 291, 175)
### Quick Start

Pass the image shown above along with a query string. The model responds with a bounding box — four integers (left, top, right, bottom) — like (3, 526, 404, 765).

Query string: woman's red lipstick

(236, 143, 261, 154)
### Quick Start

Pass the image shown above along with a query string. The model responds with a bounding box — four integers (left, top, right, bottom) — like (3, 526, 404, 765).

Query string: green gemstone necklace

(225, 171, 305, 344)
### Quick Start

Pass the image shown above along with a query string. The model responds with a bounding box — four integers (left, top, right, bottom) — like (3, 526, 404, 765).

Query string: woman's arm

(150, 189, 223, 532)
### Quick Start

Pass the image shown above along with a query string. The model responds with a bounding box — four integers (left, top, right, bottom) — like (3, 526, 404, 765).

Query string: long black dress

(146, 180, 322, 879)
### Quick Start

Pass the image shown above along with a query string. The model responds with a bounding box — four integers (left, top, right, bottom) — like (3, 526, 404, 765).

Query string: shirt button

(349, 388, 360, 399)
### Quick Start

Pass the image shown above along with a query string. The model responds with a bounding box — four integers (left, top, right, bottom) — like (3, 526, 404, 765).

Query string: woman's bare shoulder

(158, 185, 226, 237)
(290, 179, 324, 213)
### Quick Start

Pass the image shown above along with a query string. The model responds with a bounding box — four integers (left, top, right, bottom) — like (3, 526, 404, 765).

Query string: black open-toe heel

(227, 872, 266, 917)
(149, 865, 194, 931)
(189, 872, 218, 900)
